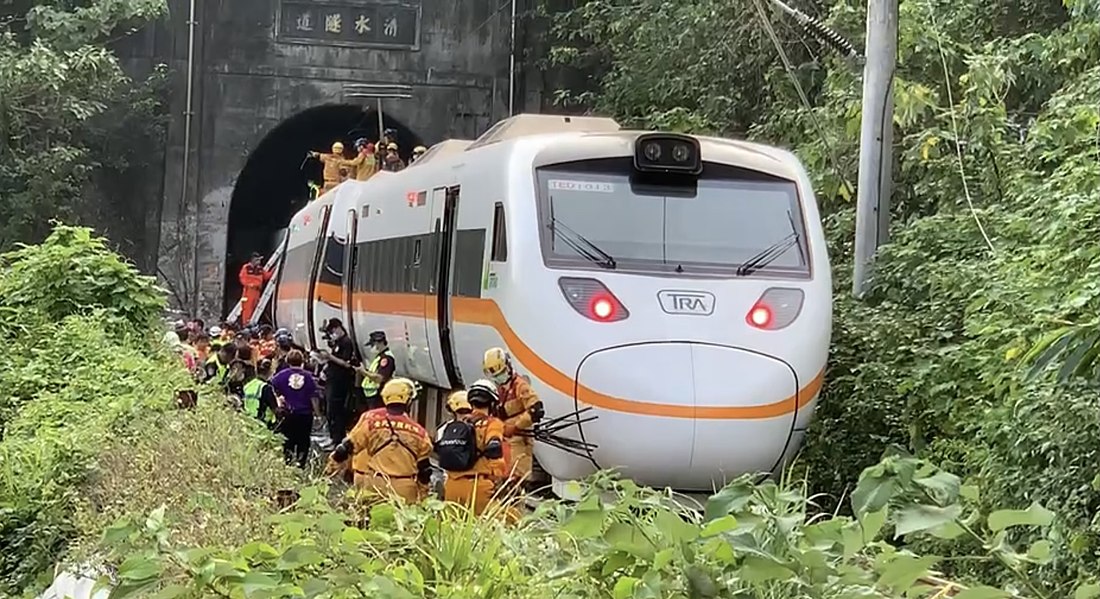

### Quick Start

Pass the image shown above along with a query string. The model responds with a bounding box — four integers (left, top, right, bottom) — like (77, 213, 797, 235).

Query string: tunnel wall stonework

(150, 0, 539, 319)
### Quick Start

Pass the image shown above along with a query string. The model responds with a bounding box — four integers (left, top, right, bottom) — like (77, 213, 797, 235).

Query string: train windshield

(535, 158, 810, 276)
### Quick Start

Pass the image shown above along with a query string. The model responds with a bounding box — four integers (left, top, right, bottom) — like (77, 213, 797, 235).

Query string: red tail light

(746, 288, 805, 330)
(559, 277, 629, 322)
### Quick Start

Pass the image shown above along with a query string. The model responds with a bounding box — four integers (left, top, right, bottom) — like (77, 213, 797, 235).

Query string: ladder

(226, 232, 288, 326)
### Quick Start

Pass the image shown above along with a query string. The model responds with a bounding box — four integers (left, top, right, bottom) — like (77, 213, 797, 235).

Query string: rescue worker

(439, 380, 508, 515)
(190, 332, 211, 365)
(242, 358, 279, 428)
(238, 252, 271, 325)
(309, 141, 347, 194)
(208, 326, 225, 351)
(382, 143, 405, 172)
(270, 350, 318, 468)
(356, 331, 395, 414)
(482, 347, 544, 486)
(410, 145, 427, 163)
(344, 138, 378, 181)
(203, 344, 236, 387)
(316, 318, 358, 441)
(327, 378, 433, 504)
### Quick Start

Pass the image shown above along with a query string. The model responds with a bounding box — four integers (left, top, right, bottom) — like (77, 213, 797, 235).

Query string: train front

(517, 132, 832, 493)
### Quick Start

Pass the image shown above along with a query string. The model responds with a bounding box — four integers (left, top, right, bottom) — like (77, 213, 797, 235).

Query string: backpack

(435, 418, 480, 471)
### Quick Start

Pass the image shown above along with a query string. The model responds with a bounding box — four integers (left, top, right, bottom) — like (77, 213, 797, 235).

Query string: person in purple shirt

(269, 349, 317, 468)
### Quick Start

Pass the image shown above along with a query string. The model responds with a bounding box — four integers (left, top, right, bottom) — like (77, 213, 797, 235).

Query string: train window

(535, 158, 810, 277)
(491, 202, 508, 262)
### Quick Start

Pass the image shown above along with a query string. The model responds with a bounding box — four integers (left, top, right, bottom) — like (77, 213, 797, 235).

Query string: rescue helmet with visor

(467, 378, 499, 407)
(482, 347, 512, 385)
(446, 390, 472, 413)
(381, 377, 417, 406)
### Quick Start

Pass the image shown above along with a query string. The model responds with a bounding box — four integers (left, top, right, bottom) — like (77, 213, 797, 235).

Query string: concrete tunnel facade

(118, 0, 546, 319)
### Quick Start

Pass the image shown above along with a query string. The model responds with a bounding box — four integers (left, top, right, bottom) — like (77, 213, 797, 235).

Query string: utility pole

(852, 0, 897, 297)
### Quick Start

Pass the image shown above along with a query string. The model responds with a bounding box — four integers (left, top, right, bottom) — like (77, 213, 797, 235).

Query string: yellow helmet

(382, 377, 416, 406)
(482, 348, 511, 384)
(446, 390, 472, 413)
(413, 145, 427, 154)
(331, 141, 345, 154)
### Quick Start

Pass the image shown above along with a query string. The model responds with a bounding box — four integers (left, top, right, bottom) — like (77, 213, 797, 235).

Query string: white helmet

(467, 378, 499, 405)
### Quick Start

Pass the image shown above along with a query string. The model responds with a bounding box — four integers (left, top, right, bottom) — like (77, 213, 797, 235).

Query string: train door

(428, 185, 463, 388)
(304, 204, 333, 350)
(342, 208, 360, 352)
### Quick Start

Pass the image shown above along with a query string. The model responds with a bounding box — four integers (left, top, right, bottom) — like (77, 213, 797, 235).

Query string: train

(272, 114, 832, 496)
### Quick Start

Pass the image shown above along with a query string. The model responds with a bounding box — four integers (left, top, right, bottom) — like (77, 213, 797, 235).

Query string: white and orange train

(273, 114, 832, 496)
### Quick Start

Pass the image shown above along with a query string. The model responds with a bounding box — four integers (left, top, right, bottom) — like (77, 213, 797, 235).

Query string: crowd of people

(162, 315, 544, 517)
(308, 128, 428, 197)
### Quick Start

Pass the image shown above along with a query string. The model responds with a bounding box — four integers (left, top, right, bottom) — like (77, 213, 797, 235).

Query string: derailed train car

(274, 115, 832, 496)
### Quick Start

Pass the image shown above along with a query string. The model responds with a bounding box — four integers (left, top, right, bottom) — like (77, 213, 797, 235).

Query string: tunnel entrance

(223, 103, 425, 318)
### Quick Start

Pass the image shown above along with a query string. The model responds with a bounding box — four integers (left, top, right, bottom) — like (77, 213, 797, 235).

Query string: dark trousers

(279, 412, 312, 469)
(348, 393, 381, 430)
(326, 384, 351, 442)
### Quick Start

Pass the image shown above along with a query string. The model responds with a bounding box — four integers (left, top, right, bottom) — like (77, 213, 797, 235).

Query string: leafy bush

(0, 224, 165, 336)
(0, 224, 182, 595)
(90, 459, 1100, 599)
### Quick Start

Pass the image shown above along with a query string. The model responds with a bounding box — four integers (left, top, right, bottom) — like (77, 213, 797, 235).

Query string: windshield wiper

(548, 199, 617, 269)
(736, 211, 802, 276)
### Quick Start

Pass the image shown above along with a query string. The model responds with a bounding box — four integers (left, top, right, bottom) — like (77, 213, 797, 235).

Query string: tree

(0, 0, 168, 251)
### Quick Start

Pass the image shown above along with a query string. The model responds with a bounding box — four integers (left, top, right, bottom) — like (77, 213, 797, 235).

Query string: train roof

(406, 139, 473, 168)
(466, 114, 621, 151)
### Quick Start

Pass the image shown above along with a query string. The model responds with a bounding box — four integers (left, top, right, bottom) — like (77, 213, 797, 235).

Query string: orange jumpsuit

(238, 264, 272, 324)
(443, 409, 508, 515)
(346, 408, 433, 504)
(497, 375, 541, 482)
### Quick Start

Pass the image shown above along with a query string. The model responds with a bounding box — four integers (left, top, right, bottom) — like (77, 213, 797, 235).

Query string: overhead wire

(931, 14, 997, 254)
(747, 0, 851, 198)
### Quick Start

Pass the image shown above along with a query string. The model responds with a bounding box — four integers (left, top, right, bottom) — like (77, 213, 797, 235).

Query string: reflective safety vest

(243, 378, 274, 424)
(205, 355, 227, 385)
(361, 349, 395, 395)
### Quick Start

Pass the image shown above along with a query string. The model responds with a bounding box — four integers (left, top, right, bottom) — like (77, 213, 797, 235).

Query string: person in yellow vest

(326, 378, 433, 504)
(308, 141, 346, 194)
(242, 359, 278, 429)
(355, 331, 396, 416)
(482, 347, 544, 488)
(203, 344, 236, 388)
(343, 138, 378, 181)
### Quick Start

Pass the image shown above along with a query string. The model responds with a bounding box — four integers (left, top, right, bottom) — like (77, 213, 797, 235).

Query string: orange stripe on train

(277, 282, 824, 420)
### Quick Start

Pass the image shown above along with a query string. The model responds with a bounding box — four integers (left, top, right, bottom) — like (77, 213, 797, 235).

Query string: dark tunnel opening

(223, 103, 425, 318)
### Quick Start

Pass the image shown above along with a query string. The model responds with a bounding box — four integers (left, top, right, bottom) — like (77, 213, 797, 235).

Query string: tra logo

(657, 290, 715, 316)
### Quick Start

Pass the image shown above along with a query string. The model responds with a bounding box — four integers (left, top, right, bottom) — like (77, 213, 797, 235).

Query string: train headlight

(559, 277, 630, 323)
(633, 133, 703, 175)
(746, 288, 804, 331)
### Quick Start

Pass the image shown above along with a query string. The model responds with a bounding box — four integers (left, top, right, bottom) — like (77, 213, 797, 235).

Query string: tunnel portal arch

(223, 103, 425, 317)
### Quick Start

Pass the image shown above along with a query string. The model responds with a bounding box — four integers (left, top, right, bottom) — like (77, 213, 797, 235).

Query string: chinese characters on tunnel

(279, 1, 420, 48)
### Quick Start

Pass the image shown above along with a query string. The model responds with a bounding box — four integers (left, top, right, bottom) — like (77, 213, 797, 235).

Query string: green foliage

(0, 0, 168, 250)
(0, 224, 165, 334)
(72, 400, 300, 558)
(91, 461, 1100, 598)
(0, 224, 185, 595)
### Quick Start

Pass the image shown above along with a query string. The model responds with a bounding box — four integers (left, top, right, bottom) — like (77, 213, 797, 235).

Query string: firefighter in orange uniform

(326, 377, 433, 504)
(438, 381, 508, 515)
(238, 252, 272, 325)
(482, 348, 544, 486)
